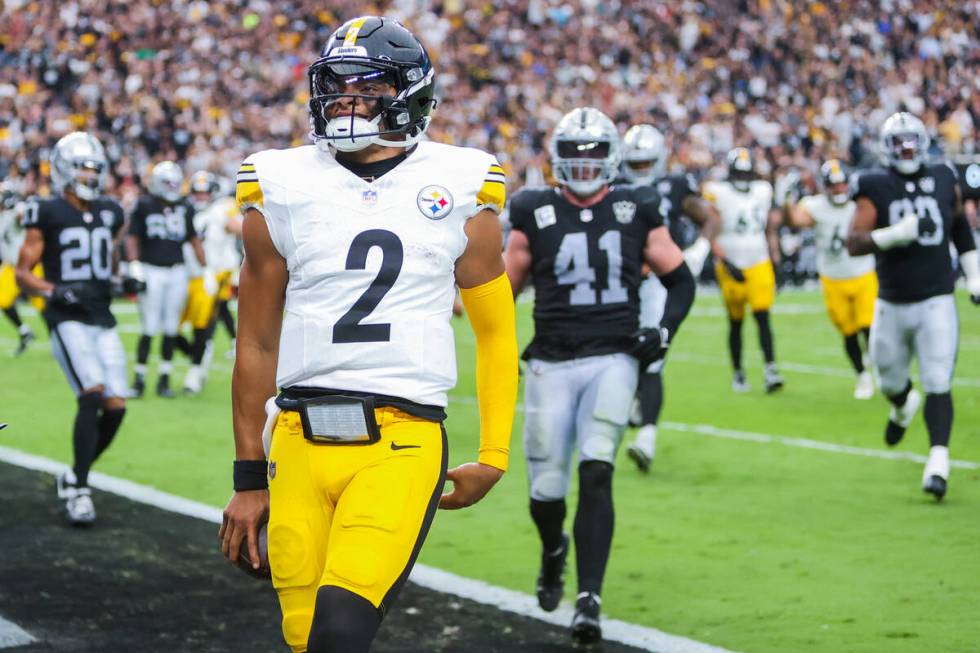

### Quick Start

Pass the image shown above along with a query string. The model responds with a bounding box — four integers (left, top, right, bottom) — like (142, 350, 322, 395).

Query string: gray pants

(138, 263, 187, 336)
(523, 353, 638, 501)
(870, 294, 958, 396)
(50, 321, 128, 398)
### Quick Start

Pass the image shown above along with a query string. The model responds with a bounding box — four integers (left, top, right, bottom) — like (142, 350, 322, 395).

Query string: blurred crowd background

(1, 0, 978, 224)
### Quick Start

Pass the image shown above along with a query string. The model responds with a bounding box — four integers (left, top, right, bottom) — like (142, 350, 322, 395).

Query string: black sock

(754, 310, 775, 364)
(175, 334, 193, 357)
(887, 381, 912, 408)
(307, 586, 381, 653)
(162, 335, 176, 362)
(860, 327, 870, 347)
(3, 306, 23, 328)
(218, 301, 236, 340)
(574, 461, 614, 596)
(94, 408, 126, 461)
(844, 334, 864, 373)
(72, 393, 103, 487)
(923, 393, 953, 447)
(637, 372, 663, 426)
(136, 335, 151, 366)
(530, 498, 566, 553)
(191, 327, 211, 365)
(728, 319, 743, 372)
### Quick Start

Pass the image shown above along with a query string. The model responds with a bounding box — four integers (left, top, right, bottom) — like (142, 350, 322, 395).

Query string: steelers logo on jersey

(417, 185, 454, 220)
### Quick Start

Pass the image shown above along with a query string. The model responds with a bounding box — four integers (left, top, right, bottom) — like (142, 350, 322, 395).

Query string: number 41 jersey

(236, 142, 505, 408)
(507, 184, 662, 362)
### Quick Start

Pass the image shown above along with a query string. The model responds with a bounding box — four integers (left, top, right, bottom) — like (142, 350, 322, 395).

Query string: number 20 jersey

(507, 184, 662, 362)
(852, 163, 959, 302)
(236, 141, 505, 408)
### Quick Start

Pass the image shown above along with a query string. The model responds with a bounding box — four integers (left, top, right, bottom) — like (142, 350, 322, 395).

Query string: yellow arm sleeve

(459, 272, 519, 472)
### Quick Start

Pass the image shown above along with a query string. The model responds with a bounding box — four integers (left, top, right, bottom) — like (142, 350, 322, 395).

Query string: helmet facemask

(149, 162, 184, 203)
(309, 57, 433, 153)
(50, 132, 109, 202)
(880, 112, 929, 176)
(552, 140, 617, 196)
(621, 124, 666, 185)
(821, 160, 849, 206)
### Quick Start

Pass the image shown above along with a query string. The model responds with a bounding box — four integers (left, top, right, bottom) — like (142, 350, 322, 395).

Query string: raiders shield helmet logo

(613, 200, 636, 224)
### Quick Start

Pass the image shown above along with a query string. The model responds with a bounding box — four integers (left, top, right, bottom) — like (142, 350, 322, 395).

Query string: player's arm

(14, 227, 54, 296)
(680, 194, 722, 267)
(219, 207, 286, 567)
(787, 199, 815, 229)
(766, 206, 782, 264)
(949, 184, 980, 304)
(502, 227, 532, 296)
(634, 227, 696, 366)
(443, 208, 518, 510)
(189, 234, 207, 267)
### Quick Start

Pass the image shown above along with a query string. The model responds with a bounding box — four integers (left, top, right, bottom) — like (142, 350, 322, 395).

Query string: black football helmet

(308, 16, 436, 152)
(819, 159, 849, 206)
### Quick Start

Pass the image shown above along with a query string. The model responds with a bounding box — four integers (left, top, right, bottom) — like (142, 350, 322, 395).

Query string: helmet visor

(556, 140, 610, 159)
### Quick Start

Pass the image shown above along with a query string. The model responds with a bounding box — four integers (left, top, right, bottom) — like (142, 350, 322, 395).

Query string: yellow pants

(715, 259, 775, 321)
(0, 263, 45, 311)
(180, 271, 233, 330)
(820, 271, 878, 336)
(268, 407, 447, 653)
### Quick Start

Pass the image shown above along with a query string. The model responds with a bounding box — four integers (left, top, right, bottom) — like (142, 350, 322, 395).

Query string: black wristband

(233, 459, 268, 491)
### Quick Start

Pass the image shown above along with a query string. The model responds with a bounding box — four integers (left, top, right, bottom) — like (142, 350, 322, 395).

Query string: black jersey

(23, 196, 125, 328)
(954, 161, 980, 201)
(654, 173, 701, 248)
(509, 184, 663, 361)
(852, 163, 960, 302)
(128, 195, 196, 267)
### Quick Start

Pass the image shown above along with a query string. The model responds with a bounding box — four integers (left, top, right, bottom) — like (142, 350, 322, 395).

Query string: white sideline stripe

(0, 616, 36, 648)
(660, 422, 980, 470)
(0, 445, 737, 653)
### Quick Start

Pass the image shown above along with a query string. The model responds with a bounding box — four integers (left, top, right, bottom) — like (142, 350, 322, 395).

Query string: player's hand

(219, 489, 269, 569)
(49, 284, 82, 308)
(439, 462, 503, 510)
(121, 276, 147, 294)
(722, 259, 746, 282)
(126, 260, 146, 282)
(629, 326, 669, 369)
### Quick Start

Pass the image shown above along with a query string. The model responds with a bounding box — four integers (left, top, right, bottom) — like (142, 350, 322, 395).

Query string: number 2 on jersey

(333, 229, 403, 343)
(554, 231, 627, 306)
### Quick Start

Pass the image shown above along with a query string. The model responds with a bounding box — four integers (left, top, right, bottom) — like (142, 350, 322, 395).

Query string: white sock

(635, 424, 657, 455)
(159, 361, 173, 375)
(134, 363, 147, 376)
(925, 446, 950, 480)
(18, 323, 31, 335)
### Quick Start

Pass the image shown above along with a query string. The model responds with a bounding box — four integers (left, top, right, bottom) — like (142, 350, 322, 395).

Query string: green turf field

(1, 289, 978, 653)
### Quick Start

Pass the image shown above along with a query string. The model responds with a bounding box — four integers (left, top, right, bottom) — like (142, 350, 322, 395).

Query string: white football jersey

(0, 206, 25, 264)
(704, 180, 773, 269)
(797, 194, 874, 279)
(199, 196, 242, 273)
(237, 141, 505, 408)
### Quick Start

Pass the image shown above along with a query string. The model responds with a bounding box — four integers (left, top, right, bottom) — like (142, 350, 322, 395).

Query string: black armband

(657, 262, 696, 335)
(233, 460, 268, 491)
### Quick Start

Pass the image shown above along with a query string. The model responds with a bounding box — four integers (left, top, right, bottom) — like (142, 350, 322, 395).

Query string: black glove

(122, 276, 147, 294)
(49, 285, 82, 308)
(722, 259, 746, 282)
(630, 327, 669, 369)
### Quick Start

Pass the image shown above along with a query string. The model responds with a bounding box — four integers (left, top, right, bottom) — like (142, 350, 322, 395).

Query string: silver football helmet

(49, 132, 108, 201)
(621, 124, 667, 185)
(548, 107, 621, 196)
(879, 112, 929, 175)
(149, 161, 184, 203)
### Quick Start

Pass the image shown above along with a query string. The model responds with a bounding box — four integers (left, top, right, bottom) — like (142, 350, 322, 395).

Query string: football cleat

(156, 377, 175, 399)
(921, 446, 949, 501)
(183, 366, 203, 395)
(56, 468, 78, 500)
(130, 375, 145, 399)
(853, 371, 874, 400)
(626, 425, 657, 473)
(14, 328, 35, 357)
(571, 592, 602, 644)
(65, 487, 96, 526)
(884, 388, 921, 446)
(536, 534, 569, 612)
(764, 363, 784, 393)
(731, 370, 750, 393)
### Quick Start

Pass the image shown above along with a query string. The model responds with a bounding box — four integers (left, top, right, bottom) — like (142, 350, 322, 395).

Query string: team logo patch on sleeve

(417, 185, 454, 220)
(534, 205, 556, 229)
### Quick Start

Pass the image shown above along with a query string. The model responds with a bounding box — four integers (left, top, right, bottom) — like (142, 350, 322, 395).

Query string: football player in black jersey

(847, 112, 980, 500)
(617, 124, 720, 472)
(504, 108, 695, 643)
(126, 161, 208, 398)
(15, 132, 129, 525)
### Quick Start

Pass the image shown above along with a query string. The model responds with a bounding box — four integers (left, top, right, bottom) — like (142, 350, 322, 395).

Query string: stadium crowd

(1, 0, 978, 194)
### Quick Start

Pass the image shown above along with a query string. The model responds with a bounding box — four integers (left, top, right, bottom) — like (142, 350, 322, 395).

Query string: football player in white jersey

(0, 187, 35, 355)
(218, 17, 518, 653)
(789, 160, 877, 399)
(704, 147, 784, 393)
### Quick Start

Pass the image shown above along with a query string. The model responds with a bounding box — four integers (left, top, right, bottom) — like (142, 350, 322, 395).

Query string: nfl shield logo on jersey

(362, 189, 378, 206)
(417, 185, 454, 220)
(613, 200, 636, 224)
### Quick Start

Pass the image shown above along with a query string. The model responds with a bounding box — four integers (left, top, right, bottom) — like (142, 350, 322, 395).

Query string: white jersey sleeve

(706, 180, 772, 269)
(798, 194, 874, 279)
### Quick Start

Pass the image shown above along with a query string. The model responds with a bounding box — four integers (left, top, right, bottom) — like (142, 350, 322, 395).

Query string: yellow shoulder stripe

(477, 162, 506, 214)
